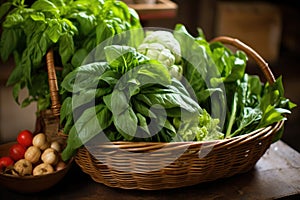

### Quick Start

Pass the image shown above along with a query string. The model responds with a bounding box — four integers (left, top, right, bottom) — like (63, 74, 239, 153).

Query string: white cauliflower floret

(137, 31, 182, 80)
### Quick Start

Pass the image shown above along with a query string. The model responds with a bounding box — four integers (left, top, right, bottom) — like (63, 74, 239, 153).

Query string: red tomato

(0, 156, 14, 169)
(9, 143, 26, 161)
(17, 130, 33, 147)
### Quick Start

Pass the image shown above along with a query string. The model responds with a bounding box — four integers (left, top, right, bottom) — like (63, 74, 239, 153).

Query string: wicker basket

(45, 36, 284, 190)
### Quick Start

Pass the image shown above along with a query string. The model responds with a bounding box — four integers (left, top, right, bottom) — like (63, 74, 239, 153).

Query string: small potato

(33, 163, 54, 176)
(41, 148, 58, 165)
(13, 159, 32, 176)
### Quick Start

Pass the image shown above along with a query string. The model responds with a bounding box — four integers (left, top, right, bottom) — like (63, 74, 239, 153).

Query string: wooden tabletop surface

(0, 140, 300, 199)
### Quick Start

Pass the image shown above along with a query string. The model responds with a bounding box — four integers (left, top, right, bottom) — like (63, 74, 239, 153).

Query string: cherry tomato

(17, 130, 33, 148)
(9, 143, 26, 161)
(0, 156, 14, 169)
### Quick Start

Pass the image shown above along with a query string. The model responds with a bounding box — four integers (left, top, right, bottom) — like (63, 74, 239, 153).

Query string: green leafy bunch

(174, 24, 296, 139)
(60, 45, 222, 160)
(0, 0, 142, 112)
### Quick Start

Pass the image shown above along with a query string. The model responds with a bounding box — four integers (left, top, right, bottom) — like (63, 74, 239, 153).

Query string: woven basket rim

(83, 120, 284, 148)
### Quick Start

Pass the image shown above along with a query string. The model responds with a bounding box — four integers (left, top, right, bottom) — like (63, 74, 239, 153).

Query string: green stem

(225, 91, 238, 138)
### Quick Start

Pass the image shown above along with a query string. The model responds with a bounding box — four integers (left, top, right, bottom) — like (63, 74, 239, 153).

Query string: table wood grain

(0, 140, 299, 199)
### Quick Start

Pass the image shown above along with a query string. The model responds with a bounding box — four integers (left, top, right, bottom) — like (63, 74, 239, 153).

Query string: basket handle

(46, 48, 61, 117)
(210, 36, 275, 84)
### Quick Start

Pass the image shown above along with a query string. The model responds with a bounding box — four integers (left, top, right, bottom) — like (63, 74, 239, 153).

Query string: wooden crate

(215, 2, 282, 63)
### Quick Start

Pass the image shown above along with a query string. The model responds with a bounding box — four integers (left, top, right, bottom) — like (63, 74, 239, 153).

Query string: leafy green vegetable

(174, 24, 296, 140)
(0, 0, 142, 112)
(60, 45, 221, 160)
(174, 24, 227, 126)
(61, 103, 112, 160)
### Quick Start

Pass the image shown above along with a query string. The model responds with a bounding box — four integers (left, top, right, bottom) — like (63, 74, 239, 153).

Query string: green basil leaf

(30, 12, 45, 22)
(12, 82, 22, 104)
(68, 12, 96, 36)
(0, 28, 22, 61)
(2, 12, 24, 28)
(0, 2, 12, 21)
(61, 125, 82, 161)
(71, 48, 88, 68)
(6, 63, 25, 86)
(111, 1, 131, 21)
(59, 33, 75, 66)
(31, 0, 59, 16)
(28, 41, 43, 68)
(21, 97, 34, 108)
(95, 21, 115, 47)
(37, 96, 50, 112)
(49, 0, 65, 7)
(45, 19, 62, 43)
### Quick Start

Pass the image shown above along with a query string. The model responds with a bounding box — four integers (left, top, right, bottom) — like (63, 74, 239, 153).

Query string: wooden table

(0, 140, 300, 199)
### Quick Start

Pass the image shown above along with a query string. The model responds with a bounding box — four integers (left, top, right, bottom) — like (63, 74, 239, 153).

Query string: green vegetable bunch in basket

(1, 0, 296, 190)
(51, 25, 294, 190)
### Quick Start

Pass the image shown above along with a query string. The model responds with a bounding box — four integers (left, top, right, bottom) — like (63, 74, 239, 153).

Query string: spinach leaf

(135, 92, 199, 114)
(257, 77, 296, 130)
(174, 24, 227, 123)
(61, 103, 112, 160)
(131, 98, 157, 118)
(60, 96, 72, 124)
(136, 113, 151, 137)
(61, 62, 110, 93)
(110, 89, 129, 115)
(114, 106, 138, 141)
(209, 42, 247, 86)
(104, 45, 149, 74)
